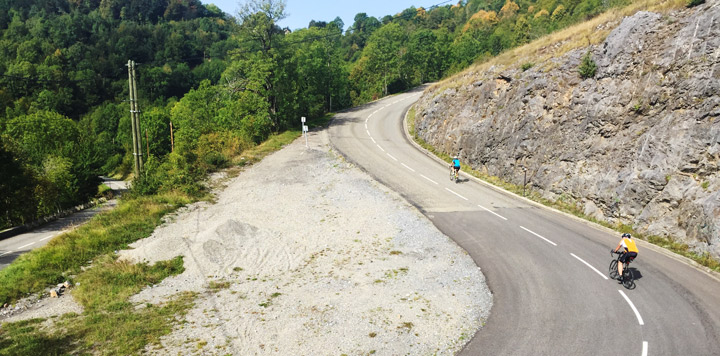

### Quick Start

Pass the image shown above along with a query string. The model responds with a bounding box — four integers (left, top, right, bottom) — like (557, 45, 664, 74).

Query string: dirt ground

(6, 128, 492, 356)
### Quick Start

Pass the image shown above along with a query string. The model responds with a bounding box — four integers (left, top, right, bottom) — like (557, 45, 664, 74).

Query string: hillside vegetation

(413, 0, 720, 264)
(0, 0, 632, 230)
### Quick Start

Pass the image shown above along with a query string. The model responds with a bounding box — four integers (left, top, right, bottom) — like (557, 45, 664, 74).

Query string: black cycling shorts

(620, 252, 637, 263)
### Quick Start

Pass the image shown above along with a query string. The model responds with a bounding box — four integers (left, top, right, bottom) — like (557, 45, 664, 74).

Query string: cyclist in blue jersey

(450, 156, 461, 180)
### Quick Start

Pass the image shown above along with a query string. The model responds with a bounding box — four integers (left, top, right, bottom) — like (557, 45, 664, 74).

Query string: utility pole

(170, 121, 174, 153)
(132, 61, 143, 174)
(127, 60, 143, 177)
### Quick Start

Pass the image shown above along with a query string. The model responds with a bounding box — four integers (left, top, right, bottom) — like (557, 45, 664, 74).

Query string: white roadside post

(301, 117, 308, 148)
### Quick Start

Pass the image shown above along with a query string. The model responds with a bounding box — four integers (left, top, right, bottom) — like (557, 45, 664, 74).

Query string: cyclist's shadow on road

(628, 267, 643, 281)
(454, 178, 470, 184)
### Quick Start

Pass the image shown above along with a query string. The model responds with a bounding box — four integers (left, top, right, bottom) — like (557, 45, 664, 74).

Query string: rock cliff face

(414, 3, 720, 257)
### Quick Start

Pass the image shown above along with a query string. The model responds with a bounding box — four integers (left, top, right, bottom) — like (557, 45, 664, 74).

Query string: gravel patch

(116, 128, 493, 355)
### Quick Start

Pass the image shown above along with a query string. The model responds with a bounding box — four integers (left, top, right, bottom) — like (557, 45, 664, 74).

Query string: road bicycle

(449, 166, 459, 183)
(609, 250, 635, 289)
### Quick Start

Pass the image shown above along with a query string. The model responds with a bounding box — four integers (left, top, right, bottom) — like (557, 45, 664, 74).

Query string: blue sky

(204, 0, 450, 31)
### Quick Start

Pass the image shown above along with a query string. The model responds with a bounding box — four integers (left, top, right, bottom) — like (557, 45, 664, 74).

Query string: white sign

(303, 125, 309, 132)
(301, 116, 306, 123)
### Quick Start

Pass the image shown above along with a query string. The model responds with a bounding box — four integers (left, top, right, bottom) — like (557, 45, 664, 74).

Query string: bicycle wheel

(622, 266, 634, 289)
(609, 260, 618, 280)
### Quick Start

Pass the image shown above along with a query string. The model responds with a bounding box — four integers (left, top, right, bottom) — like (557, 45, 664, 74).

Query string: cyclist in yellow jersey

(613, 233, 639, 280)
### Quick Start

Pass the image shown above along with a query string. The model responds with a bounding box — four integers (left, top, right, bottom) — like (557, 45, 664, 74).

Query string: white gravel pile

(119, 128, 492, 355)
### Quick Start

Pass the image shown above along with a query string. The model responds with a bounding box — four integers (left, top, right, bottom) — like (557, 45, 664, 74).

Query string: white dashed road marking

(421, 174, 438, 185)
(477, 204, 508, 221)
(519, 226, 557, 246)
(571, 253, 608, 280)
(18, 242, 35, 250)
(401, 163, 415, 172)
(445, 188, 469, 201)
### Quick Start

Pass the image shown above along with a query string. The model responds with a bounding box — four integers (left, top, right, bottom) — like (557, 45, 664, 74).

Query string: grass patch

(397, 322, 414, 332)
(0, 318, 73, 355)
(0, 256, 196, 355)
(0, 192, 191, 306)
(208, 280, 231, 292)
(234, 113, 333, 167)
(74, 255, 185, 311)
(96, 183, 113, 199)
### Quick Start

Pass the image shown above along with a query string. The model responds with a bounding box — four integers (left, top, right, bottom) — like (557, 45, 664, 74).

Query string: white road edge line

(445, 188, 469, 201)
(40, 235, 54, 241)
(18, 242, 35, 249)
(642, 341, 648, 356)
(519, 226, 557, 246)
(377, 145, 385, 152)
(401, 163, 415, 172)
(370, 137, 377, 144)
(420, 174, 438, 185)
(478, 204, 508, 221)
(387, 153, 398, 161)
(366, 129, 371, 136)
(619, 290, 644, 325)
(570, 253, 608, 280)
(0, 251, 13, 257)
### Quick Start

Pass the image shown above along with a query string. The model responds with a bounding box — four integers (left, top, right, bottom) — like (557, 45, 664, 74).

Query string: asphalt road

(0, 177, 127, 271)
(328, 88, 720, 356)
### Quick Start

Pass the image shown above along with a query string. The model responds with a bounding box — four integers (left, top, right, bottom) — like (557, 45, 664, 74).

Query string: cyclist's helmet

(622, 233, 631, 239)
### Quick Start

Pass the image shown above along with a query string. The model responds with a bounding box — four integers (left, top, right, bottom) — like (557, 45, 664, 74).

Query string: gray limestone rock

(415, 4, 720, 258)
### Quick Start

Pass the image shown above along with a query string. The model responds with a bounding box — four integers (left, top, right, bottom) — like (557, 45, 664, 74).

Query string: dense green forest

(0, 0, 628, 230)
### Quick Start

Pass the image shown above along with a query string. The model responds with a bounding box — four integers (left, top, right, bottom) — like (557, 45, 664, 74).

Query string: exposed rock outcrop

(415, 3, 720, 257)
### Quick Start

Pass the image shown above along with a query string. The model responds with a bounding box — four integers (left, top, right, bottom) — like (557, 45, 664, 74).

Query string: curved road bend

(328, 87, 720, 356)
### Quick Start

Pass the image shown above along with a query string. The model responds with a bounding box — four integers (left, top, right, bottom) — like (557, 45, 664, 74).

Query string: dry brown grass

(430, 0, 688, 93)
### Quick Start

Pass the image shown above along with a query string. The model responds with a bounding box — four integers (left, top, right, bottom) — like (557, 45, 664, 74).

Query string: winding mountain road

(328, 87, 720, 356)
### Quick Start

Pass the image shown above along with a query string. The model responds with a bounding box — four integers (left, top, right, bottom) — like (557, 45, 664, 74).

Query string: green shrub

(521, 62, 534, 71)
(687, 0, 705, 7)
(579, 50, 597, 79)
